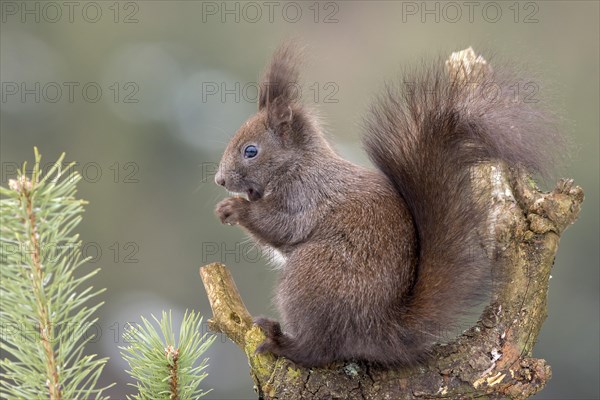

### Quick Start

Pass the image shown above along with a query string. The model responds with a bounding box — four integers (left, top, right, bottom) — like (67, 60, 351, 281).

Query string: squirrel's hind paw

(253, 316, 291, 358)
(253, 316, 283, 339)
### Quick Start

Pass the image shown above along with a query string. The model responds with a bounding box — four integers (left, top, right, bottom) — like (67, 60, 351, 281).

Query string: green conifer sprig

(0, 148, 111, 399)
(120, 310, 215, 400)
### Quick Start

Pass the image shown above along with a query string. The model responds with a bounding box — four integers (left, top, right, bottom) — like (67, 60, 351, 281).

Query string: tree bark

(199, 50, 584, 400)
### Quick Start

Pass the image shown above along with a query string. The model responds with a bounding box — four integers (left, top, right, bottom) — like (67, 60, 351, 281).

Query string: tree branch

(20, 176, 62, 400)
(199, 49, 584, 400)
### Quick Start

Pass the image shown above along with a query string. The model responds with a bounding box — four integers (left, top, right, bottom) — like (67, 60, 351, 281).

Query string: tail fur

(363, 54, 563, 352)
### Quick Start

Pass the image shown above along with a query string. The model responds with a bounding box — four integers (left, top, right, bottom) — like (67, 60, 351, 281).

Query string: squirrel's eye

(243, 145, 258, 159)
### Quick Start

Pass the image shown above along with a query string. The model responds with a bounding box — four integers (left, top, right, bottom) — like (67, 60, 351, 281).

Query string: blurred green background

(1, 1, 598, 399)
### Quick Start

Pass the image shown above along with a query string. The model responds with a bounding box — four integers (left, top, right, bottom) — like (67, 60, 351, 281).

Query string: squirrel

(214, 43, 561, 367)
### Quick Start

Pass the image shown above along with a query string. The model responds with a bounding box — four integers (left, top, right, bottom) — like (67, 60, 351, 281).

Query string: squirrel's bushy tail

(363, 54, 563, 355)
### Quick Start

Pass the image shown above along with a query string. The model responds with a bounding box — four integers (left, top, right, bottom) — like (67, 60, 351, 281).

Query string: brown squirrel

(214, 43, 561, 367)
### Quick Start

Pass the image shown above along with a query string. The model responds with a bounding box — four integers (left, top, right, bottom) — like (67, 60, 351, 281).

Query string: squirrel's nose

(215, 171, 226, 187)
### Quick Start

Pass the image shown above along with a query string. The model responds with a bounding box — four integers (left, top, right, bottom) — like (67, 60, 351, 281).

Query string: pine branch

(0, 148, 111, 399)
(120, 310, 215, 400)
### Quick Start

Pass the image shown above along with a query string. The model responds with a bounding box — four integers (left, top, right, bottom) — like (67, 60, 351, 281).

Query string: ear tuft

(258, 41, 303, 111)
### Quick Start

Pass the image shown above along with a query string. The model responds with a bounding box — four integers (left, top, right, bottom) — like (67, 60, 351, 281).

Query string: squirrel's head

(215, 42, 329, 201)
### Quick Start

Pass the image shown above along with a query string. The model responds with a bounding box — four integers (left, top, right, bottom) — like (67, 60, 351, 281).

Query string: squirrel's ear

(258, 41, 302, 111)
(266, 97, 294, 133)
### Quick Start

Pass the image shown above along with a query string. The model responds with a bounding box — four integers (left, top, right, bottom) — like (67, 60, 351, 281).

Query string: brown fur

(214, 43, 562, 367)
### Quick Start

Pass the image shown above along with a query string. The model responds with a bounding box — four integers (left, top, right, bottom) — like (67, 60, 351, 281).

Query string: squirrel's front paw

(215, 197, 248, 226)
